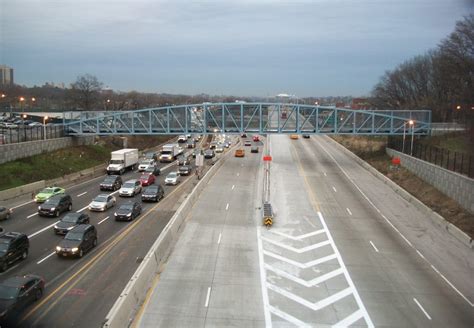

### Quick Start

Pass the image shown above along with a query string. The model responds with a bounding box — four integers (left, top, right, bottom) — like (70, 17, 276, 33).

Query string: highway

(135, 134, 474, 327)
(0, 137, 226, 327)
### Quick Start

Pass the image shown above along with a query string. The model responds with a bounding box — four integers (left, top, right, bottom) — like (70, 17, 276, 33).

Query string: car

(193, 135, 201, 142)
(53, 213, 90, 235)
(302, 134, 310, 139)
(141, 185, 165, 202)
(204, 149, 215, 158)
(0, 232, 29, 272)
(235, 149, 245, 157)
(34, 186, 65, 203)
(114, 202, 141, 221)
(143, 151, 158, 161)
(0, 207, 12, 221)
(224, 142, 231, 148)
(253, 135, 260, 142)
(178, 165, 192, 176)
(241, 133, 247, 138)
(99, 175, 122, 191)
(28, 122, 43, 127)
(56, 224, 97, 258)
(187, 141, 196, 148)
(215, 145, 224, 153)
(281, 112, 287, 119)
(144, 165, 161, 176)
(139, 173, 155, 186)
(38, 194, 72, 217)
(290, 134, 299, 140)
(88, 194, 116, 212)
(165, 172, 180, 185)
(177, 155, 190, 166)
(244, 140, 252, 146)
(177, 135, 187, 143)
(209, 142, 217, 149)
(3, 123, 18, 129)
(251, 146, 259, 153)
(138, 159, 155, 172)
(119, 179, 142, 197)
(0, 274, 45, 322)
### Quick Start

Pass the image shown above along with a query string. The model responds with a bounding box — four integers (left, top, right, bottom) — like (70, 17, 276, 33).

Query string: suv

(141, 185, 165, 202)
(38, 194, 72, 217)
(0, 232, 29, 272)
(177, 155, 190, 166)
(100, 175, 122, 191)
(178, 165, 192, 176)
(119, 179, 142, 197)
(56, 224, 97, 258)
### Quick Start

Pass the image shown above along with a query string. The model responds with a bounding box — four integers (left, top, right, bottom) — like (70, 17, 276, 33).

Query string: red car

(139, 173, 155, 186)
(253, 135, 260, 142)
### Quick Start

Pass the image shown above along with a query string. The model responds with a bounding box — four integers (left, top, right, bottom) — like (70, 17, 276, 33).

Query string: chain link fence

(0, 125, 65, 145)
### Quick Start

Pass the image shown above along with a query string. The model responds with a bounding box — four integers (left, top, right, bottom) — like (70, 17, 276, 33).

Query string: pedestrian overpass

(63, 103, 431, 136)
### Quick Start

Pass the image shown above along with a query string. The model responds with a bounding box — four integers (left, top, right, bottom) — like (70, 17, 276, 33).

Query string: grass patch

(0, 145, 113, 191)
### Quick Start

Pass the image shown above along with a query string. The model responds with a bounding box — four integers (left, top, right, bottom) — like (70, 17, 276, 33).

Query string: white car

(119, 179, 142, 197)
(165, 172, 180, 185)
(3, 122, 18, 129)
(28, 122, 42, 127)
(88, 194, 116, 211)
(177, 135, 187, 143)
(138, 159, 155, 172)
(215, 145, 224, 153)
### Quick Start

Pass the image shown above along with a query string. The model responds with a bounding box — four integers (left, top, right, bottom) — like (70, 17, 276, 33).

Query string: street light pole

(402, 122, 406, 153)
(409, 120, 415, 156)
(43, 116, 48, 140)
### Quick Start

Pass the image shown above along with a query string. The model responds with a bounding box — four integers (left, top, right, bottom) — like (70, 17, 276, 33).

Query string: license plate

(62, 253, 67, 257)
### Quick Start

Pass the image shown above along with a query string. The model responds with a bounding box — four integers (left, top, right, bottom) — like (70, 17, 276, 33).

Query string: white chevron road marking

(268, 229, 326, 241)
(261, 237, 331, 253)
(332, 309, 364, 328)
(265, 264, 344, 287)
(263, 251, 337, 269)
(269, 305, 310, 327)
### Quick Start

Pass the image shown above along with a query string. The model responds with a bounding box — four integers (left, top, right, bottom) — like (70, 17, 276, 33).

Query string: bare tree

(69, 74, 103, 110)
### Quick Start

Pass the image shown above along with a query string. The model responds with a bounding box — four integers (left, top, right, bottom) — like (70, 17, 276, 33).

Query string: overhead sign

(263, 155, 272, 161)
(196, 154, 204, 166)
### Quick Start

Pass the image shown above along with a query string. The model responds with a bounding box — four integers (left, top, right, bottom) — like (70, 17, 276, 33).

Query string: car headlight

(50, 207, 56, 211)
(56, 246, 62, 251)
(38, 206, 41, 210)
(114, 212, 118, 216)
(54, 225, 58, 229)
(126, 213, 132, 217)
(71, 247, 79, 253)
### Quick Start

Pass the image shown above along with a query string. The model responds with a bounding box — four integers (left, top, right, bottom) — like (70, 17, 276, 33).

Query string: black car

(302, 134, 310, 139)
(177, 155, 190, 166)
(251, 146, 259, 153)
(56, 224, 97, 258)
(100, 175, 122, 191)
(0, 274, 45, 323)
(179, 165, 192, 176)
(204, 149, 215, 158)
(144, 165, 161, 176)
(187, 141, 196, 149)
(141, 185, 165, 202)
(53, 213, 90, 235)
(114, 202, 141, 221)
(38, 194, 72, 217)
(0, 232, 29, 272)
(241, 133, 247, 138)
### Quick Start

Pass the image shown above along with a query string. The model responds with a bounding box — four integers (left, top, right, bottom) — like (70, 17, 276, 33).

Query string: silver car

(165, 172, 180, 185)
(0, 207, 12, 220)
(88, 194, 116, 211)
(119, 179, 142, 197)
(138, 159, 155, 172)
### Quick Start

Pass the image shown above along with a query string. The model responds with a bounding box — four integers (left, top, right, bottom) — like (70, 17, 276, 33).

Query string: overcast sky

(1, 0, 472, 96)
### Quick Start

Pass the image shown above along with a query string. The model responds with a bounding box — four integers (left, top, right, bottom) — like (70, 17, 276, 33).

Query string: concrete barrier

(103, 140, 240, 328)
(0, 180, 46, 201)
(326, 137, 473, 249)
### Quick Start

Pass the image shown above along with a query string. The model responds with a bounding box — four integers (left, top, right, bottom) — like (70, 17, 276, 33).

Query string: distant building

(351, 98, 370, 110)
(0, 65, 14, 86)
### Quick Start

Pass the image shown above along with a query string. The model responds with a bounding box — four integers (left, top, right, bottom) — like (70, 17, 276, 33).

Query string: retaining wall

(386, 148, 474, 214)
(103, 142, 237, 328)
(0, 136, 94, 164)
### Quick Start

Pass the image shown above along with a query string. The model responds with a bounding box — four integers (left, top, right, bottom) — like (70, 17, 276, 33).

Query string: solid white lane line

(205, 287, 211, 307)
(217, 233, 222, 244)
(413, 298, 432, 320)
(77, 192, 87, 197)
(28, 221, 60, 239)
(346, 208, 352, 216)
(430, 265, 474, 307)
(98, 216, 110, 225)
(27, 213, 38, 219)
(369, 241, 379, 253)
(416, 249, 426, 260)
(10, 200, 34, 210)
(76, 206, 88, 213)
(232, 185, 235, 190)
(225, 203, 229, 210)
(37, 252, 56, 264)
(332, 186, 337, 193)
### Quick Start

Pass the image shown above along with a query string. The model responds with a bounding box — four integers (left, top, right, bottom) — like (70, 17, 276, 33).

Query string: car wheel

(68, 203, 72, 211)
(55, 210, 60, 217)
(0, 262, 7, 272)
(35, 288, 43, 300)
(21, 249, 28, 260)
(78, 249, 83, 258)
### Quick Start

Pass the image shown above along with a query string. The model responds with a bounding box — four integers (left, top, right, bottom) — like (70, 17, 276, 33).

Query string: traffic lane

(19, 160, 210, 327)
(292, 136, 474, 326)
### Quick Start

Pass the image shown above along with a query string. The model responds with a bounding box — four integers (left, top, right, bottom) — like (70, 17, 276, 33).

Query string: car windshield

(123, 182, 135, 188)
(0, 243, 9, 253)
(145, 187, 158, 193)
(168, 172, 177, 178)
(62, 214, 80, 223)
(140, 159, 151, 164)
(44, 197, 60, 205)
(93, 195, 108, 202)
(109, 160, 123, 164)
(40, 188, 54, 194)
(103, 176, 116, 182)
(65, 232, 83, 241)
(140, 175, 150, 180)
(0, 285, 20, 300)
(119, 204, 133, 210)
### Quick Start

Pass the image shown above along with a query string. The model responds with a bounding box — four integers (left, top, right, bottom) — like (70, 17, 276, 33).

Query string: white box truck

(159, 144, 181, 162)
(107, 149, 139, 175)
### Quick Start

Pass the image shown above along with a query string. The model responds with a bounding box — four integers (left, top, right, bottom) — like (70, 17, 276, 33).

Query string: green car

(34, 187, 65, 203)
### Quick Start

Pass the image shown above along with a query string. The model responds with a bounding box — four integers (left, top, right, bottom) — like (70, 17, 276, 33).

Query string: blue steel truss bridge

(63, 103, 431, 136)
